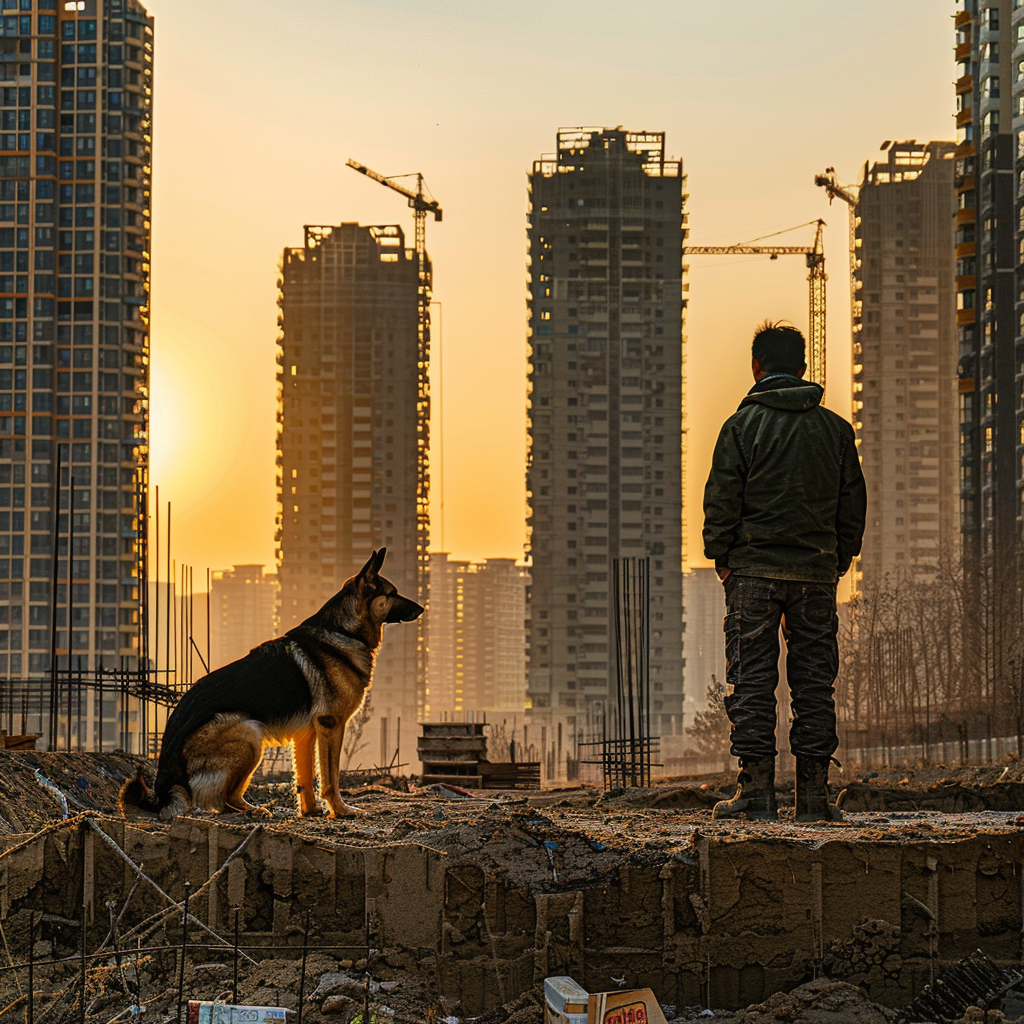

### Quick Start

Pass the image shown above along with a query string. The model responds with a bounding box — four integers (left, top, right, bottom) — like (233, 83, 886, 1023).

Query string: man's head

(751, 320, 806, 382)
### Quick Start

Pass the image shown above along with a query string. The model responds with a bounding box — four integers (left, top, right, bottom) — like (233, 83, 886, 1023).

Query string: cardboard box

(544, 978, 668, 1024)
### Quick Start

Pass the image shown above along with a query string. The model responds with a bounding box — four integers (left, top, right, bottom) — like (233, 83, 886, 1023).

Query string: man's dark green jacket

(702, 375, 867, 583)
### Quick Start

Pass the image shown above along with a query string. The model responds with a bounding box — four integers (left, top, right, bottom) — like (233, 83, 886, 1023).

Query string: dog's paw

(299, 805, 325, 818)
(328, 802, 365, 819)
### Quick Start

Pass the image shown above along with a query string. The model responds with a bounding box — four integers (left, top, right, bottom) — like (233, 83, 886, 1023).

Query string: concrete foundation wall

(0, 818, 1020, 1013)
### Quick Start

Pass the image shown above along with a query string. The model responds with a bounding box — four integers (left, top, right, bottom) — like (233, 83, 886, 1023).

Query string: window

(986, 7, 999, 31)
(983, 110, 999, 137)
(983, 75, 1000, 97)
(982, 42, 1000, 62)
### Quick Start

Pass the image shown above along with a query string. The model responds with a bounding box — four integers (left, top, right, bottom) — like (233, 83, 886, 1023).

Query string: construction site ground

(0, 752, 1023, 1022)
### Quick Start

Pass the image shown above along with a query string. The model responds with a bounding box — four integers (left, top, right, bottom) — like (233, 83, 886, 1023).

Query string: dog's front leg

(293, 729, 318, 816)
(315, 714, 362, 818)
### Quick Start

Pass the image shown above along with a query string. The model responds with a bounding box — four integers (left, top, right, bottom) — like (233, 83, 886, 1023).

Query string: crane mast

(347, 158, 442, 716)
(684, 219, 827, 390)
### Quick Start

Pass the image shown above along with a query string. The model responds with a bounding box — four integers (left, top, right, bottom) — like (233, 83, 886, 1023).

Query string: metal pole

(166, 501, 171, 689)
(176, 881, 190, 1023)
(66, 476, 74, 753)
(206, 567, 211, 675)
(232, 909, 239, 1004)
(172, 558, 177, 688)
(154, 484, 160, 743)
(26, 911, 34, 1024)
(80, 842, 87, 1024)
(48, 444, 62, 750)
(297, 911, 310, 1024)
(363, 906, 371, 1024)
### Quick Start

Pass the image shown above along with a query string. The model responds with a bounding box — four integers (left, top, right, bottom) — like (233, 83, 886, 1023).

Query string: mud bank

(0, 805, 1023, 1016)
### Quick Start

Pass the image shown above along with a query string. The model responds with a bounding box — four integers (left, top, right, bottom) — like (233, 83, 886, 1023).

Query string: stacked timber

(418, 722, 487, 787)
(417, 722, 541, 789)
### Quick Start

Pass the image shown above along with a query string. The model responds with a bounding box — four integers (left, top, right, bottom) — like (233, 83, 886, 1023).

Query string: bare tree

(342, 696, 373, 769)
(686, 677, 730, 761)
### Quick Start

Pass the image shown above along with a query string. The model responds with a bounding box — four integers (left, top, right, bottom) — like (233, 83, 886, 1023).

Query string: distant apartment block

(525, 127, 687, 774)
(681, 567, 727, 726)
(426, 552, 527, 719)
(0, 0, 153, 683)
(852, 141, 958, 586)
(210, 564, 278, 669)
(277, 222, 424, 766)
(954, 1, 1021, 560)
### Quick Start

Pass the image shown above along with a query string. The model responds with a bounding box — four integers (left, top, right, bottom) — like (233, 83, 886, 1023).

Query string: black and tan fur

(120, 549, 422, 820)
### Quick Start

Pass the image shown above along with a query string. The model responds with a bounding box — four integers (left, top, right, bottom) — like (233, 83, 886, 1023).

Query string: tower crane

(814, 167, 860, 281)
(346, 158, 442, 702)
(683, 219, 827, 391)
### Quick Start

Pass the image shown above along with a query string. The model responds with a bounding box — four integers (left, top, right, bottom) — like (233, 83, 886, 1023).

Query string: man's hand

(716, 567, 731, 582)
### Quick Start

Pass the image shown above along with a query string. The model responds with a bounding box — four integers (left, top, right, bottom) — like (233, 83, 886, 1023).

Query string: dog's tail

(118, 768, 161, 815)
(118, 767, 189, 819)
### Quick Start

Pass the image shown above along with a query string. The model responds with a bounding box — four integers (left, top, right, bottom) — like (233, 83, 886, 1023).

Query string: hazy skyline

(145, 0, 953, 577)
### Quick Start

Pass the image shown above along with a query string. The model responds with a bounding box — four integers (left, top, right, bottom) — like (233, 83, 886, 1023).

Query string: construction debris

(897, 952, 1022, 1023)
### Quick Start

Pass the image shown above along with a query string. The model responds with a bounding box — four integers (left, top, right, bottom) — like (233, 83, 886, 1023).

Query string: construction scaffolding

(0, 478, 211, 755)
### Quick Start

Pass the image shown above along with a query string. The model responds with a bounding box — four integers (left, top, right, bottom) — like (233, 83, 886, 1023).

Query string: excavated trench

(0, 752, 1022, 1021)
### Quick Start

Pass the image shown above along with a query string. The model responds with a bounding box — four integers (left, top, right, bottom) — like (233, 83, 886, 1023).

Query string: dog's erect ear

(357, 550, 379, 581)
(374, 547, 387, 573)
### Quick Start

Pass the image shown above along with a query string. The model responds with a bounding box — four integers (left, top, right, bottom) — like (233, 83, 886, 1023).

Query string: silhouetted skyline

(144, 0, 952, 575)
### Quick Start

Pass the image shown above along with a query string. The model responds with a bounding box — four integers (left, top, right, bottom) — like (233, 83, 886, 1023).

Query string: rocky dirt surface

(3, 752, 1024, 867)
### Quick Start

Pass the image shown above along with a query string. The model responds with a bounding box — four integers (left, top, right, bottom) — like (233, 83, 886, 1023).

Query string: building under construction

(852, 141, 958, 588)
(525, 127, 687, 777)
(276, 223, 425, 768)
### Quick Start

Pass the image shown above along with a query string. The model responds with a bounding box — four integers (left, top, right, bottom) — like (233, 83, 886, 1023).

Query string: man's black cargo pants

(721, 574, 840, 760)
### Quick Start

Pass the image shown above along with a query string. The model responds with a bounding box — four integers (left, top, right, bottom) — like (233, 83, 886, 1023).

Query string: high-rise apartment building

(851, 141, 958, 587)
(954, 1, 1020, 560)
(0, 0, 152, 679)
(681, 567, 726, 727)
(277, 222, 423, 766)
(210, 564, 278, 669)
(426, 552, 527, 719)
(424, 551, 466, 716)
(525, 127, 687, 776)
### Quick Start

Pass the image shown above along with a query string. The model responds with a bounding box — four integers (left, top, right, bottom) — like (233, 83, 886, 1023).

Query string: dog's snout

(387, 597, 424, 623)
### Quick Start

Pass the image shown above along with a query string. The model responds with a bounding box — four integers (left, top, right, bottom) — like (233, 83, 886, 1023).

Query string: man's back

(703, 376, 865, 582)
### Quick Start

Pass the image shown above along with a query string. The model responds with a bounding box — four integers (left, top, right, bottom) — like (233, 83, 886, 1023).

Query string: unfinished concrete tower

(853, 142, 958, 587)
(525, 127, 687, 779)
(277, 223, 423, 767)
(0, 0, 153, 693)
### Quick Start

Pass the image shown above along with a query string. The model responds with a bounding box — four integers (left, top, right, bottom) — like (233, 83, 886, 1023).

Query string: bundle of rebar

(897, 949, 1022, 1023)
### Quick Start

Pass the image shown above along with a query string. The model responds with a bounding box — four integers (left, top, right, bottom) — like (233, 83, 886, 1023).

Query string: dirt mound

(839, 780, 1024, 814)
(690, 978, 892, 1023)
(0, 750, 142, 832)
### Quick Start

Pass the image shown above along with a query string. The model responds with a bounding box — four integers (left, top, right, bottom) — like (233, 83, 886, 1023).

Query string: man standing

(702, 322, 866, 822)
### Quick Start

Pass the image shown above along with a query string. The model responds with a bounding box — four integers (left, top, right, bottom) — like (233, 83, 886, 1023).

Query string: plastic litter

(32, 769, 68, 819)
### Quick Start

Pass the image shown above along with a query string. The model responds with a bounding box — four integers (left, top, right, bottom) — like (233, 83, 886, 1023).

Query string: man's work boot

(712, 757, 777, 821)
(795, 756, 843, 822)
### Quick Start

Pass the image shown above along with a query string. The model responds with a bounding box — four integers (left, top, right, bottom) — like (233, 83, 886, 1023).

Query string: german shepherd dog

(120, 549, 423, 820)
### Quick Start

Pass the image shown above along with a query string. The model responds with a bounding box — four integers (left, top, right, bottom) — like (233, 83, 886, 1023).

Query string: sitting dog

(120, 548, 422, 820)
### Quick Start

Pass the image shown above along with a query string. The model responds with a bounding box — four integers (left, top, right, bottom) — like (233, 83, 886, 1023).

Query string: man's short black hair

(751, 320, 806, 376)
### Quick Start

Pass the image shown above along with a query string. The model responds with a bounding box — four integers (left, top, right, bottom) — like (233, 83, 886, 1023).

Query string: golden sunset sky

(144, 0, 953, 579)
